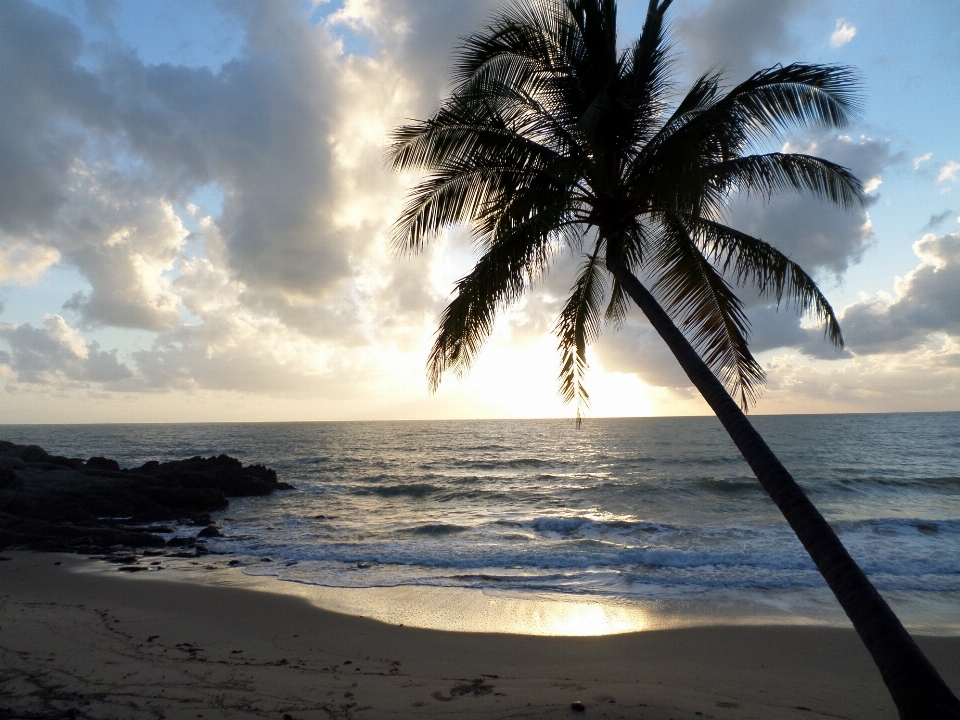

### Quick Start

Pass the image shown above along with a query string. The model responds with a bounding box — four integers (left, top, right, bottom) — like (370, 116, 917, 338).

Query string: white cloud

(0, 241, 60, 284)
(756, 345, 960, 414)
(57, 170, 189, 331)
(914, 152, 933, 169)
(838, 231, 960, 355)
(43, 314, 87, 359)
(830, 18, 857, 48)
(937, 160, 960, 184)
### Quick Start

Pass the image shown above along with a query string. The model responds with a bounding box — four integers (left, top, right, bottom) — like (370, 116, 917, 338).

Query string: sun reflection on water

(250, 580, 652, 636)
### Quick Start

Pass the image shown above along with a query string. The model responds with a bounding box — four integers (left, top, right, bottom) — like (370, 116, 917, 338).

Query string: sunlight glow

(247, 580, 653, 636)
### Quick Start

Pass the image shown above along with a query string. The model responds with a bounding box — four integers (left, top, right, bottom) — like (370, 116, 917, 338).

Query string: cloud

(674, 0, 827, 83)
(0, 0, 109, 237)
(594, 319, 694, 390)
(56, 169, 188, 330)
(757, 340, 960, 414)
(937, 161, 960, 184)
(0, 0, 951, 420)
(745, 305, 849, 360)
(0, 0, 507, 394)
(923, 209, 954, 232)
(830, 19, 857, 48)
(838, 231, 960, 355)
(0, 314, 132, 385)
(914, 152, 933, 170)
(0, 240, 60, 284)
(725, 135, 899, 278)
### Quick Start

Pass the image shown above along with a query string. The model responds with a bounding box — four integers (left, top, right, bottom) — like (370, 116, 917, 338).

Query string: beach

(3, 552, 959, 720)
(5, 416, 960, 635)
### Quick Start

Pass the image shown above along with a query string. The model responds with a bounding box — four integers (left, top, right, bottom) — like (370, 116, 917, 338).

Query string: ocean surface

(4, 413, 960, 633)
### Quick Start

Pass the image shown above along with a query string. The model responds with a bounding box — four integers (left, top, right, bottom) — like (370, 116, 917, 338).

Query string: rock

(167, 536, 196, 548)
(140, 524, 176, 533)
(197, 525, 222, 538)
(0, 441, 288, 553)
(86, 456, 121, 471)
(571, 701, 586, 712)
(0, 467, 23, 491)
(132, 454, 283, 497)
(3, 444, 48, 462)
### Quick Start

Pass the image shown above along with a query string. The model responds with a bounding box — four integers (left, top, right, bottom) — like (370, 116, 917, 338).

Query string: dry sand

(2, 551, 958, 720)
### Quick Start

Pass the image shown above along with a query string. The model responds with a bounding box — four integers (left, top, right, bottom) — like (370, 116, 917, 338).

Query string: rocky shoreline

(0, 441, 292, 557)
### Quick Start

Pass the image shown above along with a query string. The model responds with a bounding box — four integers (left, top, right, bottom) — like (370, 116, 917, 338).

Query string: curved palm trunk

(608, 259, 960, 720)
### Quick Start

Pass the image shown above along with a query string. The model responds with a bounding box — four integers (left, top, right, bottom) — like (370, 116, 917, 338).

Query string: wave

(696, 478, 760, 494)
(404, 523, 470, 536)
(529, 516, 674, 537)
(447, 457, 574, 470)
(363, 483, 439, 498)
(835, 517, 960, 536)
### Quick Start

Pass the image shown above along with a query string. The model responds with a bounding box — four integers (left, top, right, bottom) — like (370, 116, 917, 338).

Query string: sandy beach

(1, 552, 958, 720)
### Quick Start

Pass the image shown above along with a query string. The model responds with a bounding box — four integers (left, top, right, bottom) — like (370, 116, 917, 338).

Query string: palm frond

(622, 0, 674, 125)
(629, 64, 862, 216)
(648, 214, 765, 409)
(556, 244, 606, 424)
(453, 0, 570, 85)
(390, 0, 863, 420)
(604, 223, 647, 325)
(687, 216, 843, 348)
(709, 152, 864, 209)
(427, 201, 569, 391)
(730, 63, 863, 139)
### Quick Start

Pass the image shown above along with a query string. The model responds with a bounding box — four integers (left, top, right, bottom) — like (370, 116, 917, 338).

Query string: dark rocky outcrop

(0, 441, 292, 553)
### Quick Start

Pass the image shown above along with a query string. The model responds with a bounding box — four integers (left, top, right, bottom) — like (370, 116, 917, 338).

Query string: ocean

(4, 412, 960, 634)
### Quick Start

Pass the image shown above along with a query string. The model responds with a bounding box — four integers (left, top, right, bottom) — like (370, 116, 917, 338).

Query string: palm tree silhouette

(388, 1, 960, 716)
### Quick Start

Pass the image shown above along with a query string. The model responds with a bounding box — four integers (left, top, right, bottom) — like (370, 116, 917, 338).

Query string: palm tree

(388, 1, 960, 717)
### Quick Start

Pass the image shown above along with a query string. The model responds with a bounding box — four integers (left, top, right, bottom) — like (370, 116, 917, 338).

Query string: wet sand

(2, 551, 959, 719)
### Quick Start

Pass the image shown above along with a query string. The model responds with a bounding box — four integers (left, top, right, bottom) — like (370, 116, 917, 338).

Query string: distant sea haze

(6, 413, 960, 633)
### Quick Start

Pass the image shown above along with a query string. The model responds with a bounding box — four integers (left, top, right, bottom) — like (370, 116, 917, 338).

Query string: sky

(0, 0, 958, 423)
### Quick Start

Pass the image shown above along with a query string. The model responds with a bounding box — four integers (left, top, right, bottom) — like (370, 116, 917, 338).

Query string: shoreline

(230, 569, 960, 638)
(3, 551, 960, 719)
(134, 546, 960, 638)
